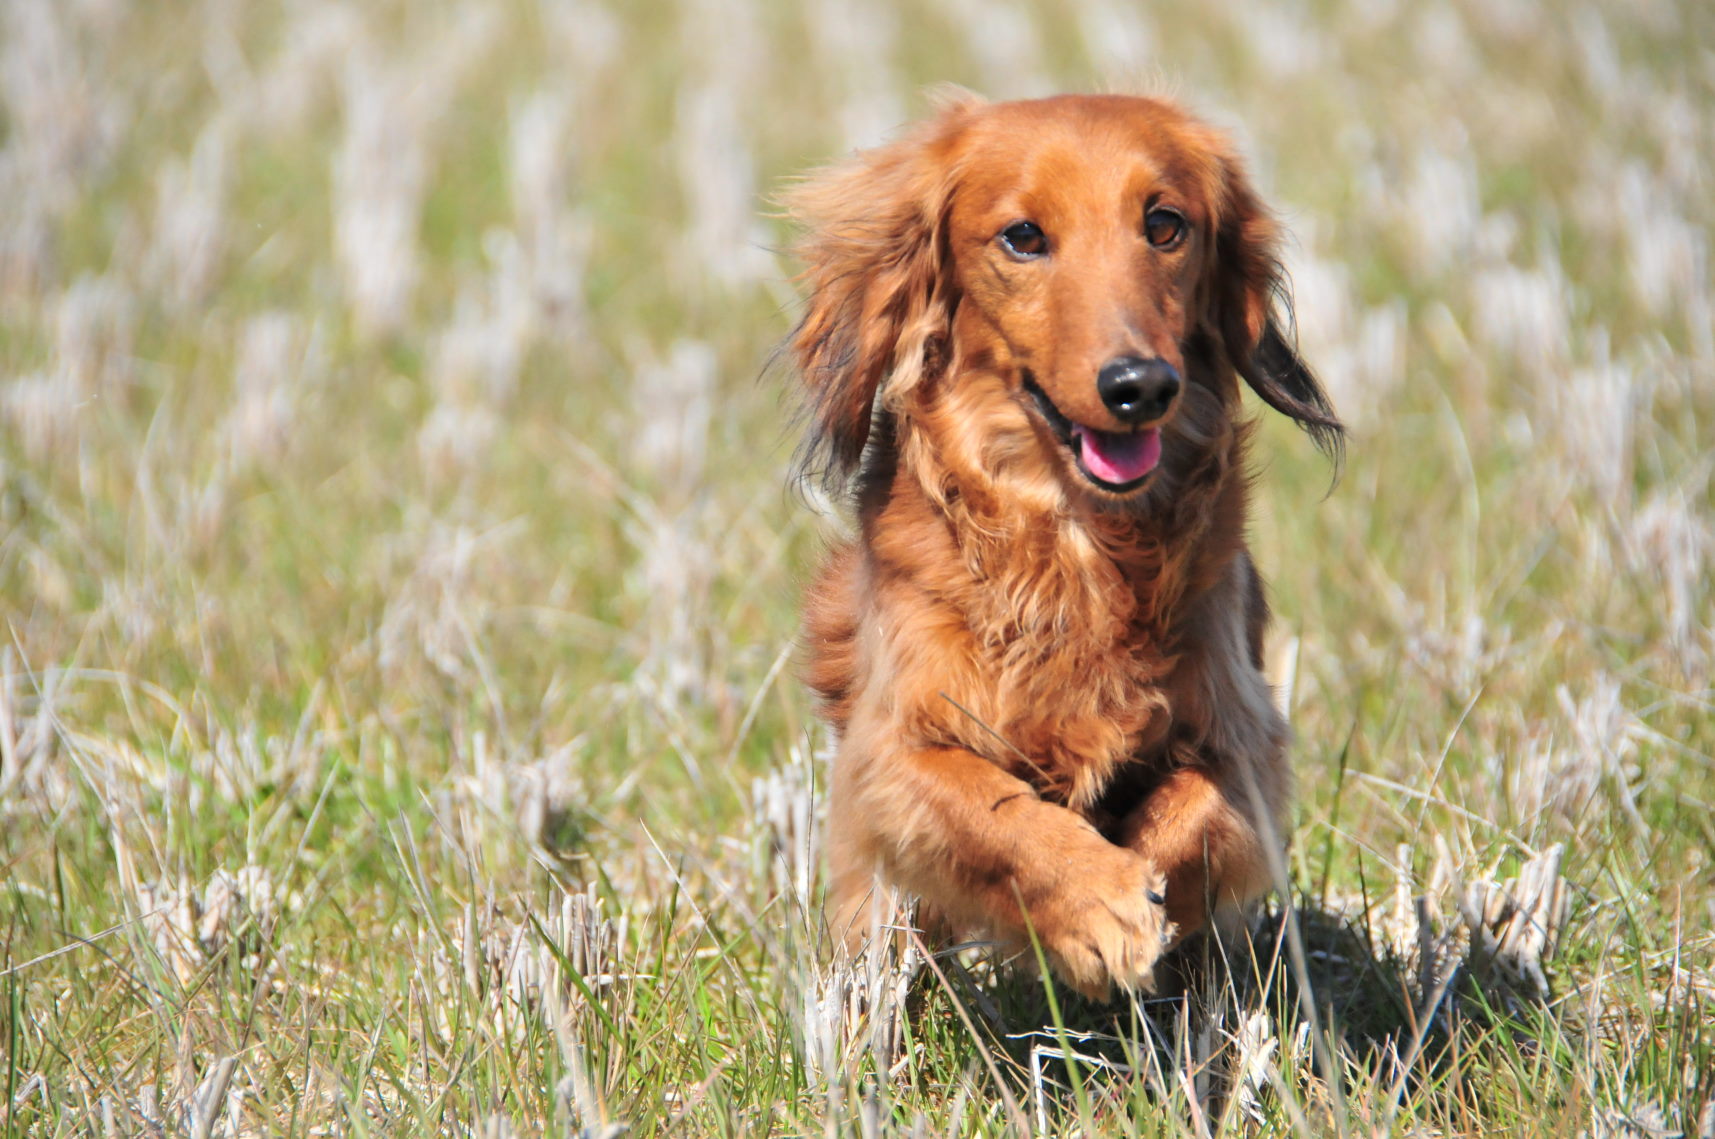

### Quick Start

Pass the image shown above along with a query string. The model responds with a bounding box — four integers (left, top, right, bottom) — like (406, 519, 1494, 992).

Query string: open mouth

(1022, 375, 1162, 493)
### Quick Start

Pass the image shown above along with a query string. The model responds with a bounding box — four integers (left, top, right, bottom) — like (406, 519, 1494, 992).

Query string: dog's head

(786, 93, 1341, 502)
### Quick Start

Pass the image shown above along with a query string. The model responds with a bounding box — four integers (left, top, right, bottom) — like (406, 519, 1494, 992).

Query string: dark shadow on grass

(926, 899, 1467, 1131)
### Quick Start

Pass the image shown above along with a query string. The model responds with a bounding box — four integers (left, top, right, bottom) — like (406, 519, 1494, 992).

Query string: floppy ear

(783, 101, 971, 488)
(1209, 152, 1344, 465)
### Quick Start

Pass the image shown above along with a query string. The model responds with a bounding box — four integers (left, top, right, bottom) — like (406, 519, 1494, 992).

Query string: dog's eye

(1145, 208, 1187, 249)
(998, 221, 1048, 258)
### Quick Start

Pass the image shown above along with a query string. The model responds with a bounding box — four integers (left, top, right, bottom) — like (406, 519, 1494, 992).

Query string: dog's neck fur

(859, 372, 1253, 807)
(890, 373, 1248, 643)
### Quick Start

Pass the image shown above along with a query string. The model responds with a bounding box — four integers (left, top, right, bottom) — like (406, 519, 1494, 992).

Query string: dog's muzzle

(1023, 373, 1164, 493)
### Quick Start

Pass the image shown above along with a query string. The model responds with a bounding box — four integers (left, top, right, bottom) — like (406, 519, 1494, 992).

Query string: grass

(1, 0, 1712, 1134)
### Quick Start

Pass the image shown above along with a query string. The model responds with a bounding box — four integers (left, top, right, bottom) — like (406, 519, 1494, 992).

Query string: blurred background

(0, 0, 1710, 1134)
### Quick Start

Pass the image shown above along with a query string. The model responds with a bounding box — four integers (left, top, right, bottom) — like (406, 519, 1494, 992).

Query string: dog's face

(788, 94, 1341, 501)
(947, 98, 1226, 496)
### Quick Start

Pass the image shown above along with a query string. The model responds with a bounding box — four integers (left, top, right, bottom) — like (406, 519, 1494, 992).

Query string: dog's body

(786, 94, 1341, 998)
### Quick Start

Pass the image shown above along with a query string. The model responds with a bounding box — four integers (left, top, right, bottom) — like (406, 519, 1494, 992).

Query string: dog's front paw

(1027, 847, 1172, 1001)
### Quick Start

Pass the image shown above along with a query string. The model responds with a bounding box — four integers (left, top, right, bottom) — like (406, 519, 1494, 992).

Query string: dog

(783, 93, 1341, 999)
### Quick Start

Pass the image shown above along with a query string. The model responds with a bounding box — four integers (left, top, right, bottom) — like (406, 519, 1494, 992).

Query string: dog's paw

(1032, 849, 1172, 1001)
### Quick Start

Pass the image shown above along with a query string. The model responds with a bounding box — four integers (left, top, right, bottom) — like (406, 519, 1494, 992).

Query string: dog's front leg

(828, 742, 1171, 999)
(1113, 762, 1279, 943)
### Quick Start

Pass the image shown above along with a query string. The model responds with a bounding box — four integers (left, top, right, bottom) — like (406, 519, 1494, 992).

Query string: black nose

(1097, 356, 1181, 424)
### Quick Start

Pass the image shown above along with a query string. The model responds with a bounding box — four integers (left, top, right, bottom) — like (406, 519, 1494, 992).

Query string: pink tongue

(1075, 426, 1161, 485)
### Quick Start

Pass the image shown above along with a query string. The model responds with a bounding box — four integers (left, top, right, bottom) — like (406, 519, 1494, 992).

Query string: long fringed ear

(1209, 151, 1345, 468)
(782, 98, 974, 490)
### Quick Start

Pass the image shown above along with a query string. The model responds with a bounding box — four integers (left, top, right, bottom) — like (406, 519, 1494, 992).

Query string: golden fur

(784, 94, 1342, 999)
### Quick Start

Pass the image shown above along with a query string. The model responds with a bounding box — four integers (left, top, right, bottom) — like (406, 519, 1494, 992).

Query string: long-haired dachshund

(784, 93, 1342, 999)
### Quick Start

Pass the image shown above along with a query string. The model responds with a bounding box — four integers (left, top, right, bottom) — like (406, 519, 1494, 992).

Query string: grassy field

(1, 0, 1712, 1134)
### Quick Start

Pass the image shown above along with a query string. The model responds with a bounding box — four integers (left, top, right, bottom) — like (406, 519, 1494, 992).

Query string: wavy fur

(785, 94, 1342, 998)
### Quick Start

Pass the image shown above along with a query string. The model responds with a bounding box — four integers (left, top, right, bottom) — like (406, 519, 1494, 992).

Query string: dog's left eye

(1145, 208, 1187, 249)
(998, 221, 1048, 258)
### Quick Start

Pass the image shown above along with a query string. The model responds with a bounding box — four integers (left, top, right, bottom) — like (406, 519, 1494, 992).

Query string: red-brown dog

(785, 93, 1341, 998)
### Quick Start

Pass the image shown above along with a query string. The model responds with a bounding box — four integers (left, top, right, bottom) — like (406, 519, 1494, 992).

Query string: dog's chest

(962, 542, 1179, 809)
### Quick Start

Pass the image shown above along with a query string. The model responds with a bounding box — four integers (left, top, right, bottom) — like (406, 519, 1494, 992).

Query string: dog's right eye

(998, 221, 1048, 259)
